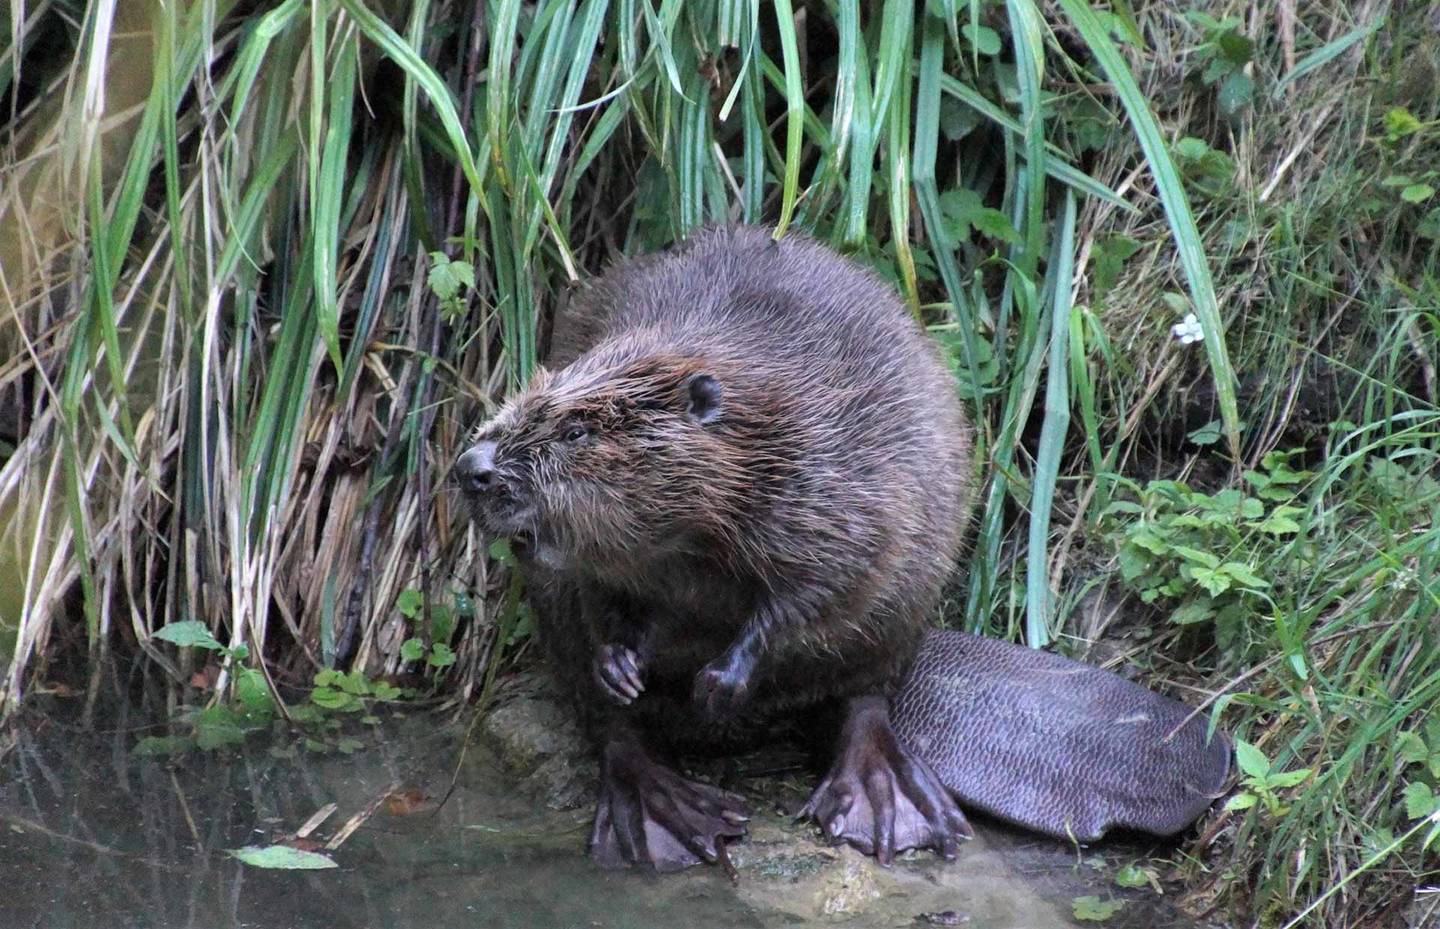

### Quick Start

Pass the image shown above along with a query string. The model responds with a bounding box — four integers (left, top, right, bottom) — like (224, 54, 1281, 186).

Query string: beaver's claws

(594, 643, 646, 705)
(692, 647, 756, 720)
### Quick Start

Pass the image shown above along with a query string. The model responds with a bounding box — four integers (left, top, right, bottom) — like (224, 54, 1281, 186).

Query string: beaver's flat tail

(891, 629, 1232, 841)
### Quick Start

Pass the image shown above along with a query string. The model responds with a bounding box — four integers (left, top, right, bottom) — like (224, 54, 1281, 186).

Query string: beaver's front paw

(594, 644, 645, 705)
(692, 648, 756, 720)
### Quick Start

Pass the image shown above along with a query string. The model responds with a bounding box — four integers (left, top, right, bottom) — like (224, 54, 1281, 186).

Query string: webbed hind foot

(589, 736, 749, 872)
(801, 695, 972, 865)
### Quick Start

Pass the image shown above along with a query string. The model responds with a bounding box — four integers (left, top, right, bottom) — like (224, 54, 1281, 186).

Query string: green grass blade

(770, 0, 802, 238)
(1273, 14, 1386, 98)
(935, 73, 1133, 212)
(312, 26, 357, 377)
(830, 0, 859, 166)
(913, 14, 982, 407)
(1006, 0, 1047, 271)
(838, 40, 873, 245)
(1025, 192, 1077, 648)
(338, 0, 484, 198)
(1055, 0, 1241, 459)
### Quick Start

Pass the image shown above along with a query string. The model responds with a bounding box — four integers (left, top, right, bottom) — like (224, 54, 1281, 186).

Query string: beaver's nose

(455, 441, 499, 494)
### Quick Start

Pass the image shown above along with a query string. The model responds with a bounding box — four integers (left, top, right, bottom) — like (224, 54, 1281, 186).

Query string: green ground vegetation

(0, 1, 1436, 925)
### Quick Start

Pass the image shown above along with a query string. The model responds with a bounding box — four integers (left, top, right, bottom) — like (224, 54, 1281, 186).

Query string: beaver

(456, 225, 1231, 871)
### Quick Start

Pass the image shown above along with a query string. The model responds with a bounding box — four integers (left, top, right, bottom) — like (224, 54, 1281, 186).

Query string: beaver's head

(455, 344, 742, 572)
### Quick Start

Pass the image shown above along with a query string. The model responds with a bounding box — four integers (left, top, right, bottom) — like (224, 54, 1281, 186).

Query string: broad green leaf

(1220, 562, 1268, 588)
(1113, 864, 1150, 888)
(970, 207, 1023, 244)
(310, 687, 355, 710)
(1130, 529, 1171, 556)
(427, 253, 476, 303)
(1072, 896, 1125, 921)
(1190, 567, 1231, 598)
(1188, 420, 1224, 446)
(235, 668, 275, 714)
(1401, 184, 1435, 204)
(1404, 782, 1438, 821)
(153, 621, 224, 651)
(961, 23, 1001, 55)
(1170, 600, 1214, 625)
(1217, 70, 1252, 117)
(1397, 731, 1429, 765)
(1235, 739, 1271, 779)
(1267, 768, 1311, 789)
(1173, 546, 1220, 568)
(1224, 792, 1258, 812)
(336, 671, 371, 696)
(396, 589, 424, 619)
(488, 537, 518, 566)
(1257, 512, 1302, 535)
(228, 845, 338, 870)
(1118, 544, 1151, 582)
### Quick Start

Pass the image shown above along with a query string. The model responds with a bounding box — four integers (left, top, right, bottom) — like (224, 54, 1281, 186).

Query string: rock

(721, 798, 1076, 926)
(476, 674, 592, 810)
(816, 857, 883, 915)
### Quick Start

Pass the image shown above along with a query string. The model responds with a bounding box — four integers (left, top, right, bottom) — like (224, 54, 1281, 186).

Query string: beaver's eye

(563, 425, 589, 443)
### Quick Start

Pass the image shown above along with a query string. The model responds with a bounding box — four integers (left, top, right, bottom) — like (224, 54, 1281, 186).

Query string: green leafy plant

(1398, 720, 1440, 780)
(308, 668, 402, 713)
(142, 622, 403, 756)
(1382, 106, 1426, 145)
(146, 621, 275, 749)
(1380, 172, 1437, 206)
(427, 251, 476, 323)
(152, 619, 248, 660)
(1398, 720, 1440, 823)
(1113, 862, 1161, 892)
(396, 586, 468, 674)
(1173, 136, 1236, 199)
(1226, 739, 1312, 819)
(938, 188, 1021, 246)
(1089, 234, 1142, 307)
(1102, 451, 1311, 648)
(1186, 12, 1254, 118)
(1072, 895, 1125, 922)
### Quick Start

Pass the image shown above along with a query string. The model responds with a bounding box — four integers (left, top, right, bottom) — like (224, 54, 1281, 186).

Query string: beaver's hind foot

(589, 735, 749, 872)
(800, 695, 973, 865)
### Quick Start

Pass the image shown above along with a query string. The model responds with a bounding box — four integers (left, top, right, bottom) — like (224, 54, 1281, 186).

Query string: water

(0, 693, 1216, 929)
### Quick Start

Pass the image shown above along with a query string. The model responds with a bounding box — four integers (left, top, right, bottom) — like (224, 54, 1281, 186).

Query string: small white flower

(1171, 313, 1204, 345)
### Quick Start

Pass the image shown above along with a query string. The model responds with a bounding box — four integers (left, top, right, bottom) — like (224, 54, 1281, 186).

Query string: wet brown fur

(464, 225, 972, 752)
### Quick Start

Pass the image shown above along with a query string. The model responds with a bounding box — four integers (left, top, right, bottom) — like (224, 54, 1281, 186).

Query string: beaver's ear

(684, 373, 723, 425)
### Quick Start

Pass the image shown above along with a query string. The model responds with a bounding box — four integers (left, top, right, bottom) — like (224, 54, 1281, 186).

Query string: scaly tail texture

(891, 630, 1232, 841)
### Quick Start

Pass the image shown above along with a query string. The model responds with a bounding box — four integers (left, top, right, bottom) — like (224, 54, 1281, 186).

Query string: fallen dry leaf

(383, 788, 430, 816)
